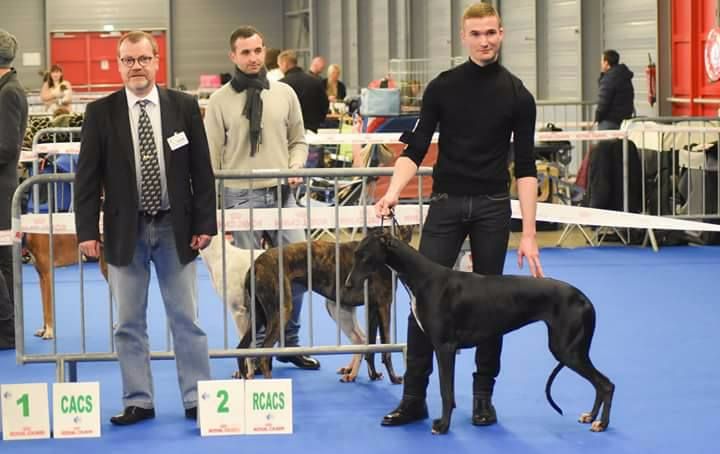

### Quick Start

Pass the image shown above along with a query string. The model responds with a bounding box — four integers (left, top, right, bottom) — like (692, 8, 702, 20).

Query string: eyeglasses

(119, 55, 155, 67)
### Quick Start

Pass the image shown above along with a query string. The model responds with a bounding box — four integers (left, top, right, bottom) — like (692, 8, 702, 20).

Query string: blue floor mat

(1, 245, 719, 453)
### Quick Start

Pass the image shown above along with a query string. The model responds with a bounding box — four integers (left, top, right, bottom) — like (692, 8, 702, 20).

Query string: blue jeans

(224, 185, 306, 347)
(108, 214, 211, 410)
(403, 192, 511, 398)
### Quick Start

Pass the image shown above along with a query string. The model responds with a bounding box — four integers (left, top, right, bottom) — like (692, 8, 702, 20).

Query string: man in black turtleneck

(375, 3, 544, 428)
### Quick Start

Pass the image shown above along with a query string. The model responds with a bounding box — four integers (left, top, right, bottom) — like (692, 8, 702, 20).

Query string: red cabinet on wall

(50, 31, 167, 92)
(671, 0, 720, 116)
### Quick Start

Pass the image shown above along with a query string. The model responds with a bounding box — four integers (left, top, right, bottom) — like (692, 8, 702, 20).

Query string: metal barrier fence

(13, 122, 720, 381)
(28, 127, 82, 215)
(11, 167, 433, 383)
(622, 117, 720, 223)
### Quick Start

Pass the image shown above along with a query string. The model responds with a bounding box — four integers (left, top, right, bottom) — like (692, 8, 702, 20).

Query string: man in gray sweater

(0, 29, 28, 349)
(204, 25, 319, 370)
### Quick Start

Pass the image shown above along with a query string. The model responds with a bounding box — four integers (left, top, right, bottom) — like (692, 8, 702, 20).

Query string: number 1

(16, 393, 29, 417)
(217, 389, 229, 413)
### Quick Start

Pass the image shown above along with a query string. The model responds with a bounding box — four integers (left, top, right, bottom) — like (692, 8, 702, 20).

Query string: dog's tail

(545, 363, 564, 415)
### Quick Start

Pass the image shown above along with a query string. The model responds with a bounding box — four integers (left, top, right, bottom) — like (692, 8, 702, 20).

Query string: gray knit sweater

(204, 80, 308, 189)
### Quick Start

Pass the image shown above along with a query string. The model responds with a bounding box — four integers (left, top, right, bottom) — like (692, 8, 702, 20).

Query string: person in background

(595, 49, 634, 130)
(374, 2, 543, 428)
(0, 28, 28, 350)
(322, 63, 346, 103)
(265, 47, 283, 81)
(204, 26, 320, 371)
(308, 55, 326, 78)
(40, 64, 73, 114)
(75, 31, 217, 425)
(278, 49, 329, 134)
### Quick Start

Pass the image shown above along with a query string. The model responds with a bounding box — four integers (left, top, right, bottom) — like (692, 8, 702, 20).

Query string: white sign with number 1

(197, 380, 245, 436)
(1, 383, 51, 440)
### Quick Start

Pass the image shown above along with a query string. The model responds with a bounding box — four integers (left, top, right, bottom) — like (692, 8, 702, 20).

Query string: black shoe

(472, 396, 497, 426)
(185, 407, 197, 420)
(381, 398, 428, 426)
(110, 406, 155, 425)
(276, 355, 320, 370)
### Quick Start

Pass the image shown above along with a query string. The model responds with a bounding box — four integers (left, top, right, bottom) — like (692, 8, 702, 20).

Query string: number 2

(216, 389, 229, 413)
(16, 393, 29, 417)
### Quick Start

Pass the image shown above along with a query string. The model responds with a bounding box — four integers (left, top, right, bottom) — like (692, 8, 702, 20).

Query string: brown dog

(240, 226, 413, 383)
(24, 233, 107, 339)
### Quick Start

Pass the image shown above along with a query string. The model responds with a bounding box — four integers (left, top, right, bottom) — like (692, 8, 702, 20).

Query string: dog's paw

(431, 418, 450, 435)
(35, 327, 53, 340)
(337, 366, 352, 375)
(339, 374, 357, 383)
(590, 421, 607, 432)
(578, 412, 594, 424)
(389, 375, 403, 385)
(368, 371, 384, 381)
(231, 370, 243, 380)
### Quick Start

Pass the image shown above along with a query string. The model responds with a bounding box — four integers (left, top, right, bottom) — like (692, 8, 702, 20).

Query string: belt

(139, 209, 170, 222)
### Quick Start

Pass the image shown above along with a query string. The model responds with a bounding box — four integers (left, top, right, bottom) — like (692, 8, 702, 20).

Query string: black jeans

(402, 192, 511, 399)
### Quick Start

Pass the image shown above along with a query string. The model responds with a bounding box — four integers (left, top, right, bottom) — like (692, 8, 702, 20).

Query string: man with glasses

(75, 30, 217, 425)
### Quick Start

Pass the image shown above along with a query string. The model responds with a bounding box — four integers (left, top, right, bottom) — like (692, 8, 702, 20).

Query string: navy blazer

(74, 87, 217, 266)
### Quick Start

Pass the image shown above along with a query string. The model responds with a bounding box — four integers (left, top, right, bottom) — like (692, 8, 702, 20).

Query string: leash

(380, 208, 425, 332)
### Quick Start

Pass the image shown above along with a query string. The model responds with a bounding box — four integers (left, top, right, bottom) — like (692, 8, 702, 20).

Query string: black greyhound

(345, 231, 614, 435)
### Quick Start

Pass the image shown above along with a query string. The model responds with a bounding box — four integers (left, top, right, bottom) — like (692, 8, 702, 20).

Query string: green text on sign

(216, 389, 229, 413)
(252, 392, 285, 411)
(61, 395, 94, 414)
(16, 393, 29, 417)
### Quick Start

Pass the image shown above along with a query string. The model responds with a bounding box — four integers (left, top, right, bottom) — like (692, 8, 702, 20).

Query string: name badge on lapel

(167, 131, 189, 151)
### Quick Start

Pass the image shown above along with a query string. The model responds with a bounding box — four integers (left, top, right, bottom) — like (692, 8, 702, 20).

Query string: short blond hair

(462, 2, 502, 28)
(278, 50, 297, 66)
(117, 31, 159, 56)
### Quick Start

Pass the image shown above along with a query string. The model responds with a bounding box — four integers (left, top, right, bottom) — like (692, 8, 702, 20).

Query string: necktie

(136, 99, 162, 215)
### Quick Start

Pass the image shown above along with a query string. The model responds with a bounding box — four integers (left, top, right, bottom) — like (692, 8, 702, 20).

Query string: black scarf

(230, 67, 269, 156)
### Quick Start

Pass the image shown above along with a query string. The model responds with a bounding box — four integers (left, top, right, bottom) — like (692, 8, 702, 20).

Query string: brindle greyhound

(345, 231, 614, 435)
(239, 226, 413, 383)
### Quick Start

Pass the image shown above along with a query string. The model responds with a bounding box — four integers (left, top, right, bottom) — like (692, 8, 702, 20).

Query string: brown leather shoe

(110, 406, 155, 425)
(381, 398, 428, 426)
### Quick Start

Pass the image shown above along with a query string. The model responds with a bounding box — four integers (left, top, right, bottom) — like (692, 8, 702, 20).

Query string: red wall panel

(51, 30, 167, 92)
(671, 0, 720, 116)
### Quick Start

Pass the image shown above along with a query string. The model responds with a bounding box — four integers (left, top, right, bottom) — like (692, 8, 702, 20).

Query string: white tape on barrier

(527, 202, 720, 232)
(306, 130, 627, 145)
(2, 203, 720, 247)
(34, 142, 81, 155)
(30, 128, 720, 153)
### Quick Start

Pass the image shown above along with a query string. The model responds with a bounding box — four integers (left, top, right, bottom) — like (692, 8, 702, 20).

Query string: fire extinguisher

(646, 53, 657, 107)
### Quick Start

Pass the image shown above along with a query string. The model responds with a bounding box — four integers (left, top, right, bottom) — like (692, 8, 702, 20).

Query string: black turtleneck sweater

(401, 59, 537, 196)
